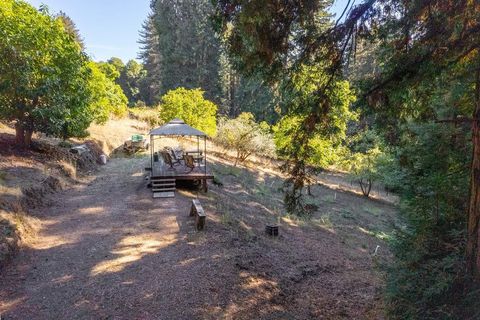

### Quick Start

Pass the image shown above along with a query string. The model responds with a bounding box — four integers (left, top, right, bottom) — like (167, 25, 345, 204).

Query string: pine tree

(138, 13, 162, 105)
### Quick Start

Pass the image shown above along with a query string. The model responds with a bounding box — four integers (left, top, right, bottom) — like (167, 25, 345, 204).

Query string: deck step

(152, 187, 176, 192)
(151, 178, 176, 182)
(151, 176, 176, 194)
(152, 184, 176, 189)
(152, 181, 176, 186)
(153, 191, 175, 198)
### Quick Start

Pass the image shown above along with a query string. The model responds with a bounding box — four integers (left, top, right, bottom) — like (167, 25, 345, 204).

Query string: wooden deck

(151, 161, 214, 180)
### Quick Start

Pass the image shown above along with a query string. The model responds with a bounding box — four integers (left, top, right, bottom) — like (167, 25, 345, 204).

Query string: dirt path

(0, 158, 223, 319)
(1, 157, 396, 319)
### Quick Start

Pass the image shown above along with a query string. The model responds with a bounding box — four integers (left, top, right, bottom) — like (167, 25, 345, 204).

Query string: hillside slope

(0, 118, 148, 268)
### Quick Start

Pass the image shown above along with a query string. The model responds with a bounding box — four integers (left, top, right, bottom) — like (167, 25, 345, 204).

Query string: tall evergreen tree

(219, 53, 280, 123)
(138, 13, 162, 105)
(143, 0, 222, 103)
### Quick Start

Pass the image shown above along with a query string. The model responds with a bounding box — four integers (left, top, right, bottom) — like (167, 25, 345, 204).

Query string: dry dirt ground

(0, 154, 399, 319)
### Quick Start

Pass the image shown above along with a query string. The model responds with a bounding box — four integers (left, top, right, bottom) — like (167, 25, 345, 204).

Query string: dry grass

(0, 122, 14, 134)
(58, 160, 77, 179)
(0, 204, 39, 267)
(129, 107, 163, 128)
(84, 118, 149, 155)
(0, 116, 401, 318)
(0, 145, 400, 318)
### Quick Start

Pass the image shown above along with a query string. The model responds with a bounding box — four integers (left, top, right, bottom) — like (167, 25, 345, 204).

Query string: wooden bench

(190, 199, 206, 231)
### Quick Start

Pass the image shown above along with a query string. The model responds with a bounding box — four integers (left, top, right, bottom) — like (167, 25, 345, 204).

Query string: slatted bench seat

(190, 199, 206, 231)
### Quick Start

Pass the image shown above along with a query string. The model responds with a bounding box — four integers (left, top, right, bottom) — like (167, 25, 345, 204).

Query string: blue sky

(26, 0, 351, 63)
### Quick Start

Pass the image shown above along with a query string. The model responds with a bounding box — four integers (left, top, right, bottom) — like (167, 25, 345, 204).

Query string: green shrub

(159, 87, 217, 136)
(215, 112, 275, 165)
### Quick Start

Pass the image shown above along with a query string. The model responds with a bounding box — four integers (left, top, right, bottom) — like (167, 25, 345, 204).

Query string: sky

(26, 0, 351, 63)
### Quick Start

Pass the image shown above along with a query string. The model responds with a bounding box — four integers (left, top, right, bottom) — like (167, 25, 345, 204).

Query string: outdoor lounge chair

(161, 151, 175, 169)
(171, 148, 184, 165)
(164, 147, 183, 166)
(184, 154, 195, 173)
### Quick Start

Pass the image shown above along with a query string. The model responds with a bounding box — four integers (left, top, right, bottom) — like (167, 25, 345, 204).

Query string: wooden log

(190, 199, 206, 230)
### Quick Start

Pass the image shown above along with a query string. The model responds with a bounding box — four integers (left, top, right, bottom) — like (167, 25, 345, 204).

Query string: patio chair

(160, 151, 175, 169)
(163, 147, 182, 166)
(184, 154, 195, 173)
(170, 148, 184, 165)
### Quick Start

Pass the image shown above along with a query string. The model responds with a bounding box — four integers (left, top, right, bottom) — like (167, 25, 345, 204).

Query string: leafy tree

(87, 62, 128, 124)
(274, 115, 346, 169)
(97, 61, 121, 81)
(215, 113, 275, 165)
(218, 54, 280, 122)
(384, 119, 472, 319)
(159, 87, 217, 136)
(120, 60, 146, 105)
(107, 57, 125, 76)
(342, 129, 388, 197)
(0, 0, 92, 146)
(275, 65, 356, 213)
(101, 58, 147, 106)
(57, 11, 85, 50)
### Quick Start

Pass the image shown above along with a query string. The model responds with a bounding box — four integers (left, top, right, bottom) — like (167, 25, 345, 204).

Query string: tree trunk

(234, 150, 239, 167)
(14, 122, 25, 147)
(466, 66, 480, 281)
(24, 129, 33, 148)
(229, 72, 237, 118)
(359, 178, 372, 197)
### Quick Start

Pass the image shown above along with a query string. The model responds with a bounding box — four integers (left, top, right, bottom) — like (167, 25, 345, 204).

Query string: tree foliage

(100, 58, 147, 106)
(381, 120, 472, 319)
(87, 62, 128, 124)
(218, 54, 280, 123)
(0, 0, 92, 145)
(138, 13, 162, 106)
(275, 65, 356, 213)
(143, 0, 222, 103)
(343, 129, 391, 197)
(273, 115, 345, 169)
(159, 88, 217, 136)
(57, 11, 85, 50)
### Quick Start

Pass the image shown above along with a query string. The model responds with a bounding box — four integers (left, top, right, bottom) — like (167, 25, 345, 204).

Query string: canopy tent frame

(149, 118, 210, 190)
